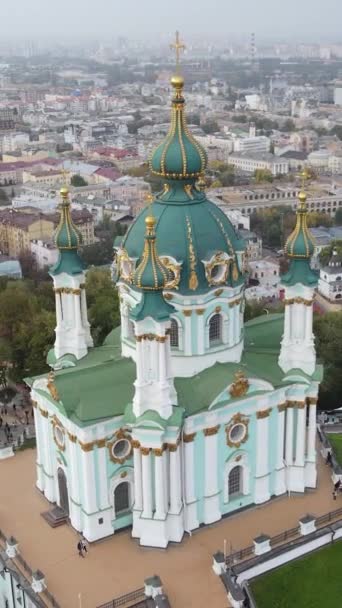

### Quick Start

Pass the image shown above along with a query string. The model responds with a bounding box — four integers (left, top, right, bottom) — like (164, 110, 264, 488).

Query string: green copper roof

(285, 193, 315, 259)
(150, 75, 207, 180)
(50, 187, 85, 276)
(281, 259, 318, 287)
(130, 291, 174, 322)
(122, 183, 245, 295)
(27, 314, 321, 427)
(133, 216, 170, 291)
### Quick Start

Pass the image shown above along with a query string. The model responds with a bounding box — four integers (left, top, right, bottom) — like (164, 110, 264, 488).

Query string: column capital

(183, 432, 196, 443)
(296, 401, 306, 409)
(132, 439, 141, 449)
(141, 447, 151, 456)
(256, 408, 272, 419)
(67, 431, 77, 443)
(203, 425, 220, 436)
(307, 397, 318, 405)
(153, 445, 166, 456)
(196, 308, 205, 315)
(183, 309, 193, 317)
(277, 403, 287, 412)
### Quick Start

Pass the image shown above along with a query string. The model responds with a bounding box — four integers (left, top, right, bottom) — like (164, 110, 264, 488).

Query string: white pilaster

(80, 448, 97, 515)
(141, 449, 153, 518)
(183, 313, 192, 355)
(169, 445, 182, 514)
(274, 407, 286, 496)
(33, 406, 44, 492)
(197, 312, 205, 355)
(184, 433, 199, 530)
(203, 427, 221, 524)
(68, 435, 82, 531)
(40, 411, 55, 502)
(292, 404, 306, 491)
(254, 412, 270, 504)
(133, 444, 143, 511)
(154, 450, 166, 519)
(305, 400, 317, 488)
(285, 406, 294, 465)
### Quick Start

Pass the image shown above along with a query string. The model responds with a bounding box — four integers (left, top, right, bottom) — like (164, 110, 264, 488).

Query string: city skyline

(1, 0, 342, 41)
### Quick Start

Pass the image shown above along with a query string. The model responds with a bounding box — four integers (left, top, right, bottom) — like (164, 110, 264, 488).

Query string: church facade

(28, 73, 322, 548)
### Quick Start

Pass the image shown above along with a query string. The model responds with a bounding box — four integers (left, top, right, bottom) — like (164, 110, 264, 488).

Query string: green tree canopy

(70, 174, 88, 187)
(334, 208, 342, 226)
(318, 240, 342, 266)
(314, 312, 342, 410)
(86, 268, 120, 345)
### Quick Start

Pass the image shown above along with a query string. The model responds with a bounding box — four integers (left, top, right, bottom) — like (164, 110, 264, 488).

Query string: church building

(28, 70, 322, 548)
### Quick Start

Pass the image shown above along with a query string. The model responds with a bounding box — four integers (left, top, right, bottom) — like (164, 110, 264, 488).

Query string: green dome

(54, 188, 82, 250)
(50, 187, 85, 276)
(133, 216, 171, 291)
(150, 77, 207, 180)
(122, 182, 245, 295)
(285, 193, 315, 259)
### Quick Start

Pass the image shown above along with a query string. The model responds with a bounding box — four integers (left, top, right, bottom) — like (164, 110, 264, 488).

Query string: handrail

(96, 586, 146, 608)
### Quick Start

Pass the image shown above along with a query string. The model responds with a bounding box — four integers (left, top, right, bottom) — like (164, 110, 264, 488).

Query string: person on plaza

(0, 416, 2, 428)
(81, 539, 88, 556)
(326, 450, 332, 466)
(77, 540, 84, 557)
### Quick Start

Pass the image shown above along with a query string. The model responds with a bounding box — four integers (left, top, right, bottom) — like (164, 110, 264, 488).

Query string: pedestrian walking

(77, 540, 84, 558)
(0, 416, 3, 428)
(326, 450, 332, 466)
(81, 539, 88, 556)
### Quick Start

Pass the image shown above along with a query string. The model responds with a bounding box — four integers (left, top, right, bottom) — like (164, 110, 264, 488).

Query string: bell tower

(50, 186, 93, 361)
(278, 189, 318, 375)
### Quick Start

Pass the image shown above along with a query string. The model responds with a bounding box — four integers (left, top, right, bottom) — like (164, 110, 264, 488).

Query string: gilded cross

(299, 168, 309, 190)
(170, 31, 186, 71)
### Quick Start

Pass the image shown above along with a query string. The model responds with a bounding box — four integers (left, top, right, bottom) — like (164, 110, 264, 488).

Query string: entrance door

(114, 482, 130, 515)
(57, 468, 69, 515)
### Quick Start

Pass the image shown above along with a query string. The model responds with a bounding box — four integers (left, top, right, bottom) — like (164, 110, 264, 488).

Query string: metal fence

(225, 505, 342, 566)
(97, 587, 146, 608)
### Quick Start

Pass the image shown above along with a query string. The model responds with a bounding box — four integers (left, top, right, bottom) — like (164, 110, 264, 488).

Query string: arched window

(228, 466, 242, 498)
(209, 313, 222, 346)
(170, 318, 179, 348)
(114, 482, 130, 515)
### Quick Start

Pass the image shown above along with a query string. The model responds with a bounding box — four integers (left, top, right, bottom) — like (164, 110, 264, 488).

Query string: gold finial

(197, 175, 206, 191)
(145, 216, 156, 229)
(170, 31, 186, 73)
(296, 168, 309, 209)
(60, 185, 69, 200)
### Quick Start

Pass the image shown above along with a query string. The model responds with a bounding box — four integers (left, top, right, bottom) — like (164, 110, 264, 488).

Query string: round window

(229, 423, 246, 444)
(54, 426, 65, 449)
(210, 263, 226, 283)
(112, 439, 131, 460)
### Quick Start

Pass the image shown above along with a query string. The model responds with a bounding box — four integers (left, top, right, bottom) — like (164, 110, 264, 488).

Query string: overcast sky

(1, 0, 341, 41)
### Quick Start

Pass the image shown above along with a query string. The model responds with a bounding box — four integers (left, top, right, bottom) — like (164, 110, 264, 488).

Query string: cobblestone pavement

(0, 450, 338, 608)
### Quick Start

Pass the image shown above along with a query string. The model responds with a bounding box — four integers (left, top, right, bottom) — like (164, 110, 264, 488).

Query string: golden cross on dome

(170, 31, 186, 72)
(299, 168, 309, 190)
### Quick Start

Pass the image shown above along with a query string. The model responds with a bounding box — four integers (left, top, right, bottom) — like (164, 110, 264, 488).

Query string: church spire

(149, 32, 207, 181)
(50, 186, 85, 276)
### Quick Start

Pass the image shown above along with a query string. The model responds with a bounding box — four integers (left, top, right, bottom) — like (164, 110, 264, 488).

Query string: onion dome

(150, 75, 207, 180)
(50, 187, 85, 276)
(281, 191, 318, 287)
(285, 191, 315, 259)
(54, 186, 82, 250)
(131, 216, 174, 322)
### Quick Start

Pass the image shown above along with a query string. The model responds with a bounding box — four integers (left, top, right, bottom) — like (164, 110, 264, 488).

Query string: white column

(254, 412, 270, 504)
(184, 434, 196, 503)
(228, 305, 235, 346)
(274, 406, 286, 496)
(169, 445, 182, 514)
(68, 435, 82, 530)
(235, 304, 240, 343)
(40, 410, 55, 502)
(285, 406, 294, 464)
(288, 304, 293, 341)
(295, 405, 306, 467)
(154, 449, 166, 518)
(305, 305, 313, 342)
(133, 443, 143, 511)
(97, 443, 110, 511)
(283, 304, 290, 342)
(307, 402, 317, 462)
(159, 342, 167, 383)
(203, 427, 221, 523)
(163, 449, 169, 510)
(183, 312, 192, 355)
(141, 448, 153, 518)
(80, 448, 97, 514)
(80, 288, 89, 327)
(196, 311, 205, 354)
(74, 293, 82, 330)
(33, 405, 44, 491)
(55, 292, 62, 327)
(135, 339, 144, 383)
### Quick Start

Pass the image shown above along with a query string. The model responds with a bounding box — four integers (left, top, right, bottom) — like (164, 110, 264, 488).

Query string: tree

(254, 169, 273, 183)
(280, 119, 296, 132)
(202, 121, 220, 134)
(314, 313, 342, 410)
(0, 188, 9, 205)
(307, 212, 332, 228)
(220, 170, 235, 187)
(70, 174, 88, 187)
(319, 240, 342, 266)
(335, 208, 342, 226)
(86, 268, 120, 345)
(126, 164, 149, 178)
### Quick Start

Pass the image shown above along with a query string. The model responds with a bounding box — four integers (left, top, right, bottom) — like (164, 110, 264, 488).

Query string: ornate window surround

(202, 251, 232, 286)
(159, 255, 182, 290)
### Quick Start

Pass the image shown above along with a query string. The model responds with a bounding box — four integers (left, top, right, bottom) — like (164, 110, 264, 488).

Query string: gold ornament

(229, 371, 249, 398)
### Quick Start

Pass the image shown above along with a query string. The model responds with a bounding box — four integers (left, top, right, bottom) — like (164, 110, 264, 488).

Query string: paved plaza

(0, 449, 338, 608)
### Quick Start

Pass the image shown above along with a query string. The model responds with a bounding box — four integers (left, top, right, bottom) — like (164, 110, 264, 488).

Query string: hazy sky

(1, 0, 342, 41)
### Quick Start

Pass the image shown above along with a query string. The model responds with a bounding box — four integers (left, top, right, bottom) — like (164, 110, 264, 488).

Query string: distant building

(30, 239, 58, 269)
(318, 249, 342, 302)
(0, 255, 22, 278)
(228, 153, 288, 176)
(249, 258, 280, 287)
(239, 229, 263, 261)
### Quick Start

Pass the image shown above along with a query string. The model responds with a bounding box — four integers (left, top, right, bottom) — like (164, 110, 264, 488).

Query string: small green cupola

(50, 186, 85, 276)
(131, 216, 174, 321)
(281, 191, 318, 287)
(150, 74, 207, 181)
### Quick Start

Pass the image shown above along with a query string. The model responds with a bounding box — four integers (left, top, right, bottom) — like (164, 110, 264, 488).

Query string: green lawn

(327, 433, 342, 466)
(251, 541, 342, 608)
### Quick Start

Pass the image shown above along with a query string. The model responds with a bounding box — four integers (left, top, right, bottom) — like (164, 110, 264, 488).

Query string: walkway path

(0, 450, 338, 608)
